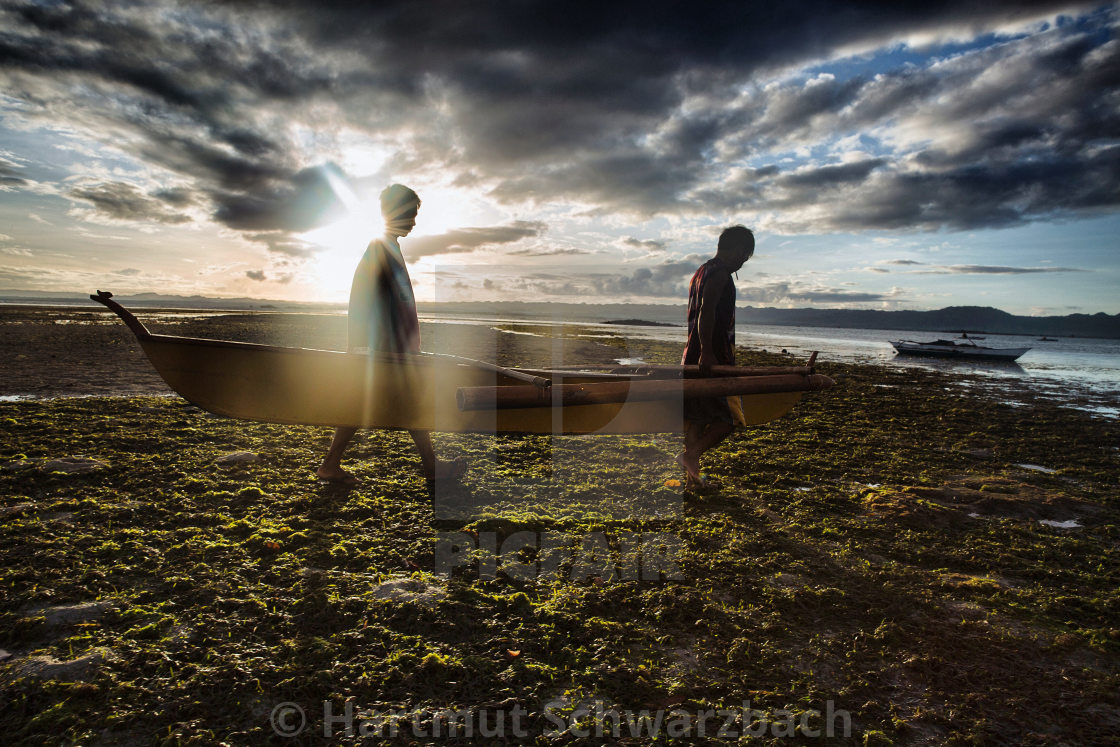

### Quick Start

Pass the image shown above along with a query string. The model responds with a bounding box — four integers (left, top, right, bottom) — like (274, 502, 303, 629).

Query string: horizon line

(0, 290, 1115, 318)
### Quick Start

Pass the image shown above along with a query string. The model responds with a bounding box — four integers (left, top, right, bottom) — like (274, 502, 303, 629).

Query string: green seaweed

(0, 337, 1117, 745)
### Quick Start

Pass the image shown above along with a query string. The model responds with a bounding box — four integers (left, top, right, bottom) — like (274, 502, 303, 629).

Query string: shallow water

(1038, 519, 1082, 529)
(422, 313, 1120, 418)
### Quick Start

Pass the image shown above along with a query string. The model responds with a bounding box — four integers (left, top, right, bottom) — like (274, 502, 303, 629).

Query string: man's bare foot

(686, 474, 715, 492)
(316, 465, 357, 486)
(675, 452, 706, 487)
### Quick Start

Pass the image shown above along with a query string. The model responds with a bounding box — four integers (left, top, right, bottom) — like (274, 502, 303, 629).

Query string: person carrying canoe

(677, 225, 754, 488)
(317, 184, 466, 487)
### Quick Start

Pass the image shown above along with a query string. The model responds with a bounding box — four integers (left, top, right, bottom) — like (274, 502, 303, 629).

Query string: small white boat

(890, 339, 1030, 362)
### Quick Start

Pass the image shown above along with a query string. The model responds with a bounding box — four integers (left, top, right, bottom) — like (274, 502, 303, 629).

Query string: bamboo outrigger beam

(456, 373, 834, 412)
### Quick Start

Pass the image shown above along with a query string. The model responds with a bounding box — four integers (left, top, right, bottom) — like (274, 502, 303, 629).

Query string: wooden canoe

(91, 291, 833, 435)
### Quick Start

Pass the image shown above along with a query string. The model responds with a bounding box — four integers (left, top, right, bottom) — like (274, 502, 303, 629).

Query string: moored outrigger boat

(890, 338, 1030, 362)
(91, 291, 833, 434)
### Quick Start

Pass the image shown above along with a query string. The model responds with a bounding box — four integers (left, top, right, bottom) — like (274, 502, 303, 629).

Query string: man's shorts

(684, 395, 747, 427)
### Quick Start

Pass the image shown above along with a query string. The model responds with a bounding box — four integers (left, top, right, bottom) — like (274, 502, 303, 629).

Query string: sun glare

(300, 183, 484, 301)
(409, 186, 476, 237)
(301, 210, 378, 301)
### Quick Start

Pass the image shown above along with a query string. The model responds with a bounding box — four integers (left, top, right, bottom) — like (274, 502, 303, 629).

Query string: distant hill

(419, 302, 1120, 338)
(738, 305, 1120, 339)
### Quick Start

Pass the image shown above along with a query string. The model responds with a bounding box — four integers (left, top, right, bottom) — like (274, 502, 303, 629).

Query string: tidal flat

(1, 308, 1118, 744)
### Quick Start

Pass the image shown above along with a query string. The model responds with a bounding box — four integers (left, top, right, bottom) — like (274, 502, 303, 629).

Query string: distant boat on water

(890, 338, 1030, 362)
(1038, 336, 1058, 342)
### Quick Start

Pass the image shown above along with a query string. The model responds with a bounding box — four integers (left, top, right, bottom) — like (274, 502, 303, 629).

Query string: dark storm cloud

(152, 187, 196, 207)
(713, 21, 1120, 231)
(208, 164, 351, 232)
(69, 182, 192, 224)
(874, 260, 1086, 274)
(456, 4, 1115, 224)
(0, 0, 1113, 239)
(1, 0, 337, 112)
(923, 264, 1087, 274)
(507, 247, 593, 256)
(601, 255, 706, 296)
(623, 238, 668, 252)
(0, 0, 357, 232)
(541, 255, 706, 298)
(247, 232, 320, 258)
(779, 160, 887, 189)
(404, 221, 545, 259)
(0, 158, 28, 188)
(822, 148, 1120, 231)
(521, 267, 898, 304)
(274, 0, 1090, 143)
(486, 149, 700, 216)
(246, 270, 266, 281)
(786, 289, 894, 303)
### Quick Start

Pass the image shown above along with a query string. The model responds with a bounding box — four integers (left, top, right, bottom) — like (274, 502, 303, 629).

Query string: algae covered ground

(1, 330, 1118, 745)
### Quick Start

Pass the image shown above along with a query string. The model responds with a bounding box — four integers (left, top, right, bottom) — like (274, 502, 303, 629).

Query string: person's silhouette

(677, 225, 754, 488)
(317, 184, 465, 487)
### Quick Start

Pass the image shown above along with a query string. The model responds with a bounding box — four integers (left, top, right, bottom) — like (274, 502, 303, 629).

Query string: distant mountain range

(736, 305, 1120, 339)
(3, 290, 1118, 338)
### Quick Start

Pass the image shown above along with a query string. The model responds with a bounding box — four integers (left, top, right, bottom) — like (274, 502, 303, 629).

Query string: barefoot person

(677, 225, 754, 488)
(317, 184, 464, 486)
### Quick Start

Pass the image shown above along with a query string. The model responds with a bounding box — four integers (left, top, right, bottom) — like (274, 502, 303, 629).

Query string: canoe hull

(139, 335, 806, 434)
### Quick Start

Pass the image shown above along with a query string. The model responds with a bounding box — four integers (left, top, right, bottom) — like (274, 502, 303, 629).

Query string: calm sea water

(420, 312, 1120, 418)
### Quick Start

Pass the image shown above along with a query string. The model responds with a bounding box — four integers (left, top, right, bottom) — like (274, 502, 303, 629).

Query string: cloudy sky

(1, 0, 1117, 313)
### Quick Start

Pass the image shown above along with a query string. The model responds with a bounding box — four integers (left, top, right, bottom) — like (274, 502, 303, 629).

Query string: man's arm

(696, 267, 728, 375)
